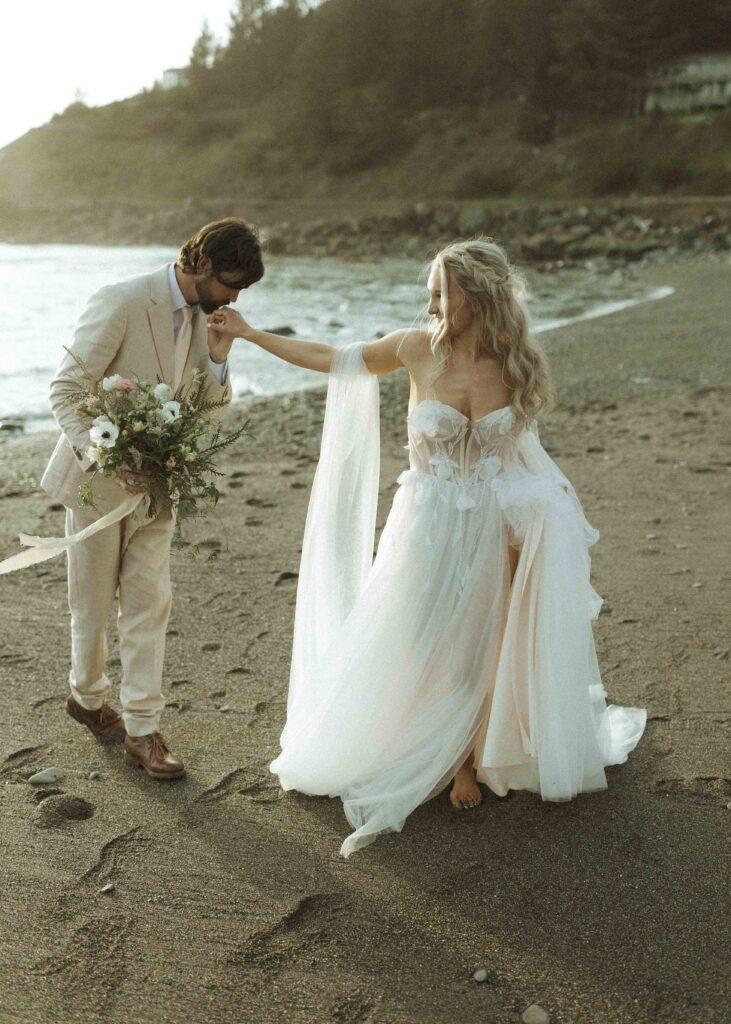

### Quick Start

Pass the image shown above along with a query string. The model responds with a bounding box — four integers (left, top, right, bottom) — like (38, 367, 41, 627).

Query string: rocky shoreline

(1, 196, 730, 270)
(263, 198, 731, 267)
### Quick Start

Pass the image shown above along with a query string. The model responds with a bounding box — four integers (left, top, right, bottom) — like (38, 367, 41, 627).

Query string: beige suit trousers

(66, 500, 175, 737)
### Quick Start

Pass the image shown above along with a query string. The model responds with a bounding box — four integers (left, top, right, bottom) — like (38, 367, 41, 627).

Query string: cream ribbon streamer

(0, 493, 143, 575)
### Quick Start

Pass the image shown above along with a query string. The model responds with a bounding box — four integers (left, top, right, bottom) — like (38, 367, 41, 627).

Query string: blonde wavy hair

(429, 238, 555, 427)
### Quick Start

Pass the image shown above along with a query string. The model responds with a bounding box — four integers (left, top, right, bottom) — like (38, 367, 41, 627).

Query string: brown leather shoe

(66, 695, 126, 739)
(124, 732, 185, 780)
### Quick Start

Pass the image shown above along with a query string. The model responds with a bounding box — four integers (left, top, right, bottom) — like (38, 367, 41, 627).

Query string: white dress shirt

(167, 263, 228, 385)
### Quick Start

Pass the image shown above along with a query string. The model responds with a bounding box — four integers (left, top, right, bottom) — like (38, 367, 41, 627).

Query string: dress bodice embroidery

(407, 400, 515, 487)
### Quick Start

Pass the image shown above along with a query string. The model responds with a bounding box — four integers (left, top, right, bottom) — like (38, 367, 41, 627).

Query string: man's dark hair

(178, 218, 264, 288)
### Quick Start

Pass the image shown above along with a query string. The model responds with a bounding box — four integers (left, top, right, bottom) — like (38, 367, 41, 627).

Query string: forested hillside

(1, 0, 730, 213)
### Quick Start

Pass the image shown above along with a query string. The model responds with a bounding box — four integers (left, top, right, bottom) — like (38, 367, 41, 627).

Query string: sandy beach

(0, 259, 729, 1024)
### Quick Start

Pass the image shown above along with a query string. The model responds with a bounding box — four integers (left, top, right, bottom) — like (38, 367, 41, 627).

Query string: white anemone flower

(89, 419, 119, 448)
(101, 374, 123, 391)
(153, 382, 173, 402)
(160, 400, 181, 423)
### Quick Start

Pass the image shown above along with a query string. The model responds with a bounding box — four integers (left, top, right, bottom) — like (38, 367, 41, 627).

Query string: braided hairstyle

(429, 237, 555, 427)
(177, 218, 264, 288)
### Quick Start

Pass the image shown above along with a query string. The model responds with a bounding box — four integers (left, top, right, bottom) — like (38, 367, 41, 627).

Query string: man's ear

(197, 254, 212, 275)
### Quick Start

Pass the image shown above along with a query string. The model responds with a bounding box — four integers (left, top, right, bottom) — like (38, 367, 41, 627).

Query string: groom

(41, 218, 264, 779)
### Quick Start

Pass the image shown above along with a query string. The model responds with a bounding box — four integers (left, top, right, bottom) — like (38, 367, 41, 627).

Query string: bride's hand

(207, 307, 252, 341)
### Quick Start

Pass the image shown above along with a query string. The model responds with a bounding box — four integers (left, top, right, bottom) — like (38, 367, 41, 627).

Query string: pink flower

(101, 374, 135, 392)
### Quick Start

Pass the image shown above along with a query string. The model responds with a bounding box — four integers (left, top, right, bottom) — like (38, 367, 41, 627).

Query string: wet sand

(0, 259, 729, 1024)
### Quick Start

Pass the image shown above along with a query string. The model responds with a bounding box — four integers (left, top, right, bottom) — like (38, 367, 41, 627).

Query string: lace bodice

(407, 400, 515, 486)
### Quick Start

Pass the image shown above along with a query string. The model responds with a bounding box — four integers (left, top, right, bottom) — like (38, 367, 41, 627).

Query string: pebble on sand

(522, 1005, 551, 1024)
(89, 771, 101, 780)
(29, 767, 65, 785)
(473, 969, 488, 983)
(645, 532, 658, 539)
(100, 883, 115, 894)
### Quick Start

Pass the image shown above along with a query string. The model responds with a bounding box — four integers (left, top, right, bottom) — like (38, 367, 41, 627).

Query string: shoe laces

(99, 704, 119, 726)
(148, 732, 170, 759)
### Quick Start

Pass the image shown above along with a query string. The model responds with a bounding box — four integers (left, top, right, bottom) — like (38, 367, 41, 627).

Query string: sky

(0, 1, 238, 149)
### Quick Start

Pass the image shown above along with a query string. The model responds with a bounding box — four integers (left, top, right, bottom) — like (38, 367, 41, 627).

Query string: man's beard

(195, 280, 228, 315)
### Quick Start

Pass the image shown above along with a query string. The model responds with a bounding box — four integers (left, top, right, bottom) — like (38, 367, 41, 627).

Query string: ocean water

(0, 244, 672, 433)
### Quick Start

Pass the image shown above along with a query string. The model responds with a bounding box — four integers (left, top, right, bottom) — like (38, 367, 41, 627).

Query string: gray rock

(265, 325, 296, 336)
(100, 883, 115, 894)
(522, 1005, 550, 1024)
(218, 705, 232, 713)
(645, 533, 658, 540)
(29, 767, 65, 785)
(458, 206, 487, 236)
(432, 206, 458, 232)
(89, 771, 101, 780)
(473, 968, 488, 983)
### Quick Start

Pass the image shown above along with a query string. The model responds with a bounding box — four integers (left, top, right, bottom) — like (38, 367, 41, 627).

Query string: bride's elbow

(321, 345, 337, 372)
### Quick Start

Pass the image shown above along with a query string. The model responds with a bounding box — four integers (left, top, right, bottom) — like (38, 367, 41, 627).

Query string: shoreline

(0, 259, 729, 1024)
(0, 273, 682, 439)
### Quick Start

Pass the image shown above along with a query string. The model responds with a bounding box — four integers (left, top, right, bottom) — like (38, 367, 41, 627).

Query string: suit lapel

(147, 266, 175, 384)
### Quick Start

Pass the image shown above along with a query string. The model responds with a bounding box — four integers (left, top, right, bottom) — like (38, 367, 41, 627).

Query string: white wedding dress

(269, 342, 646, 856)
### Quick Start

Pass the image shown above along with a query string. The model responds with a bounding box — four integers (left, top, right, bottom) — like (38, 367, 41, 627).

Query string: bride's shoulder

(394, 328, 433, 365)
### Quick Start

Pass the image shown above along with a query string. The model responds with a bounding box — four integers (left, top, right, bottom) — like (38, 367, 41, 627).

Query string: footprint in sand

(1, 745, 52, 782)
(35, 795, 95, 828)
(655, 776, 730, 801)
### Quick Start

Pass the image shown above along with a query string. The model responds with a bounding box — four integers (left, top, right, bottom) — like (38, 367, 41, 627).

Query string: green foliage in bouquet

(59, 347, 249, 530)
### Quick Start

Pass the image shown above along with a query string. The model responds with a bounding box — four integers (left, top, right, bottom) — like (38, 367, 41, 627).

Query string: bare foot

(450, 763, 482, 810)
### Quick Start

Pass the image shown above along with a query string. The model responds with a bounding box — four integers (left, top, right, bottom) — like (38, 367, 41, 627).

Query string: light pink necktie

(174, 305, 194, 388)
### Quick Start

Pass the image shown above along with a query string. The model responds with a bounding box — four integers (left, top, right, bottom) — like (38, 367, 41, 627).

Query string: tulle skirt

(270, 461, 646, 857)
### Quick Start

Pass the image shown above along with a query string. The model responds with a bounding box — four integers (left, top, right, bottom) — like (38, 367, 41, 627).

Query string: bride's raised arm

(207, 307, 409, 375)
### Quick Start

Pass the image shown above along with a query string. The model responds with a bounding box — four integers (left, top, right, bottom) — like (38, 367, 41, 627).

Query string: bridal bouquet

(60, 349, 248, 525)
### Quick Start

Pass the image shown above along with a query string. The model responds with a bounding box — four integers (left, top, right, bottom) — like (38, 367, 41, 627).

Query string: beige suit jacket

(41, 264, 232, 514)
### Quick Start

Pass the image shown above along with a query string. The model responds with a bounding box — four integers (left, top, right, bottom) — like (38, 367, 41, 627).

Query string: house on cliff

(644, 53, 731, 114)
(160, 68, 189, 90)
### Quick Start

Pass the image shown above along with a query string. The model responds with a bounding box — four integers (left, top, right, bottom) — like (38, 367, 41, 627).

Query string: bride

(208, 238, 647, 857)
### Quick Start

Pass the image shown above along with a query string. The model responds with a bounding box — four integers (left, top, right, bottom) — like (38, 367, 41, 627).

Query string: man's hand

(207, 324, 234, 365)
(207, 308, 252, 364)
